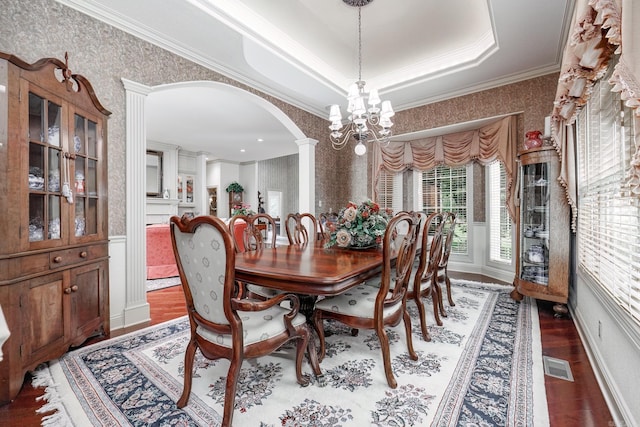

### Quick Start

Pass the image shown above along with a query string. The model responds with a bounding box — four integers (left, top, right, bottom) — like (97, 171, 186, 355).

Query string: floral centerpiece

(325, 200, 392, 248)
(231, 203, 255, 216)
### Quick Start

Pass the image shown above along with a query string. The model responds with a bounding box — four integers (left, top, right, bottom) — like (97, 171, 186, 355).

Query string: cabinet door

(22, 272, 68, 367)
(68, 106, 107, 244)
(23, 82, 69, 250)
(69, 261, 107, 346)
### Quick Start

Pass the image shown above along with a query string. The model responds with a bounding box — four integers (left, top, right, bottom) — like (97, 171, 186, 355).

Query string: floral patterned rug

(33, 280, 548, 426)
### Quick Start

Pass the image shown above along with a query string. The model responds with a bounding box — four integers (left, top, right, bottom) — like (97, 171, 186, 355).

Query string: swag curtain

(551, 0, 640, 231)
(373, 115, 518, 222)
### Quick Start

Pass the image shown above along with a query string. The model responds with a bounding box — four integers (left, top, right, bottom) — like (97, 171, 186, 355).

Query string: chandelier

(328, 0, 394, 156)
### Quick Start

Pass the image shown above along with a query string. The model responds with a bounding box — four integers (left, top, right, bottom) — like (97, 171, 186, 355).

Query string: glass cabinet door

(519, 162, 550, 286)
(73, 113, 100, 238)
(28, 92, 62, 243)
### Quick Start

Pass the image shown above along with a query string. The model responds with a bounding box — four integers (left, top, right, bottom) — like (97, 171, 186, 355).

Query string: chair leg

(222, 355, 242, 427)
(294, 329, 311, 386)
(403, 306, 418, 361)
(430, 281, 443, 326)
(413, 290, 431, 341)
(177, 339, 197, 408)
(435, 277, 447, 318)
(445, 271, 455, 306)
(312, 313, 327, 362)
(304, 329, 325, 386)
(376, 325, 397, 389)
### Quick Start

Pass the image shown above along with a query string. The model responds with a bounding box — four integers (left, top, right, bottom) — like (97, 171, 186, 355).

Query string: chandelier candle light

(328, 0, 394, 156)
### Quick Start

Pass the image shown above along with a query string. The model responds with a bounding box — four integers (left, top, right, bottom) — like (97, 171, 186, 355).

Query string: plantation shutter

(488, 161, 512, 262)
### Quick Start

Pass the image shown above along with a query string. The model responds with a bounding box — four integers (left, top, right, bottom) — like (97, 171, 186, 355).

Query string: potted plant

(225, 182, 244, 193)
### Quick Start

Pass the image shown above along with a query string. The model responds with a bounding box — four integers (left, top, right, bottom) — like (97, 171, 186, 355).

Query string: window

(376, 170, 403, 213)
(488, 161, 512, 263)
(421, 165, 468, 254)
(576, 60, 640, 324)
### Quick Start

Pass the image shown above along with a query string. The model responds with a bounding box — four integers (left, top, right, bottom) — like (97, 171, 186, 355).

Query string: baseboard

(570, 306, 626, 426)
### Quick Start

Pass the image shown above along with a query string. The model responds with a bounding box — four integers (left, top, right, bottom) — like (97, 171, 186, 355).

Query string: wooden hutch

(0, 51, 110, 403)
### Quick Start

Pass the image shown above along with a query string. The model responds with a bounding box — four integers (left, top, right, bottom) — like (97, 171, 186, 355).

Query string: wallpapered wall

(1, 0, 558, 235)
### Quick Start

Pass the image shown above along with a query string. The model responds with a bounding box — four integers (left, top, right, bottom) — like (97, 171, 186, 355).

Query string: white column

(196, 152, 208, 215)
(122, 78, 151, 327)
(295, 138, 318, 213)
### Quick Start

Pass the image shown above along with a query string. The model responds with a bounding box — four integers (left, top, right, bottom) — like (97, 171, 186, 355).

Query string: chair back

(229, 213, 277, 253)
(170, 215, 236, 327)
(412, 212, 445, 289)
(381, 211, 421, 305)
(318, 212, 338, 240)
(440, 212, 457, 267)
(285, 212, 320, 245)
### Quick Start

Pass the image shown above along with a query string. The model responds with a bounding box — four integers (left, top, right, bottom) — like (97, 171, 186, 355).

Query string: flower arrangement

(231, 203, 255, 216)
(325, 200, 392, 248)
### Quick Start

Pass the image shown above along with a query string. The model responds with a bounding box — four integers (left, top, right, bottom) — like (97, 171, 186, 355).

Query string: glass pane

(48, 195, 61, 240)
(520, 162, 550, 286)
(29, 194, 45, 242)
(75, 157, 86, 195)
(28, 143, 45, 190)
(28, 93, 44, 142)
(87, 159, 97, 196)
(74, 114, 85, 154)
(87, 198, 97, 235)
(88, 120, 97, 157)
(47, 101, 61, 147)
(48, 148, 61, 192)
(75, 198, 85, 237)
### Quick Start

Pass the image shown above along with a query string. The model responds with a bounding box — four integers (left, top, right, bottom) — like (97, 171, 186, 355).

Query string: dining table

(234, 242, 384, 298)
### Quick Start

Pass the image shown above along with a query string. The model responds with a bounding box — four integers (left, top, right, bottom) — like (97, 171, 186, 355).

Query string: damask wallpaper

(0, 0, 558, 236)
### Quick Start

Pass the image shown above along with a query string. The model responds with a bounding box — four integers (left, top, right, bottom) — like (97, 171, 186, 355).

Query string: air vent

(542, 356, 574, 381)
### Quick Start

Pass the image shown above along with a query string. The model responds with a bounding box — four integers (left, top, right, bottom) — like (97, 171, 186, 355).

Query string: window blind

(576, 63, 640, 324)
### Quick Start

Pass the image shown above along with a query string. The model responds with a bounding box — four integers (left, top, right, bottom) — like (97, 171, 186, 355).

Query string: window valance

(551, 0, 640, 231)
(373, 115, 518, 222)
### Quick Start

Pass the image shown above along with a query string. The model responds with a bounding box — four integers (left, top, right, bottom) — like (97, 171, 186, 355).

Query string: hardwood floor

(0, 275, 614, 426)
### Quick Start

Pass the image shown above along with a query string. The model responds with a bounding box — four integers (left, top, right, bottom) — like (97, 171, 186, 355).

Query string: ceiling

(58, 0, 574, 162)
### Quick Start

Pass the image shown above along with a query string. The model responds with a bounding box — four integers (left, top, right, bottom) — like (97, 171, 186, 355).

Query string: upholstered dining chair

(312, 211, 421, 388)
(229, 213, 281, 299)
(406, 212, 445, 337)
(170, 214, 321, 427)
(285, 212, 321, 245)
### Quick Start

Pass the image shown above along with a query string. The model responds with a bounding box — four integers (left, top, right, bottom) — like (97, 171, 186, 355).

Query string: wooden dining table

(234, 242, 384, 297)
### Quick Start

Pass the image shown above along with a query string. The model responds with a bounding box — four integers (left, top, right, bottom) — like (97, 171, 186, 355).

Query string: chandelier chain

(357, 7, 362, 83)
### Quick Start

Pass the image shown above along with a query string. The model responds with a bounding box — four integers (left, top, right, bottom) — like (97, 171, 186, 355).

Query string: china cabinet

(511, 146, 569, 315)
(0, 52, 110, 403)
(229, 191, 243, 213)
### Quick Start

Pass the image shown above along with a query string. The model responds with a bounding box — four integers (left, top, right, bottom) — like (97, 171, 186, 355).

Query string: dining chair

(312, 211, 421, 388)
(437, 212, 458, 309)
(229, 213, 281, 299)
(318, 212, 339, 240)
(406, 212, 445, 336)
(170, 214, 321, 427)
(285, 212, 321, 245)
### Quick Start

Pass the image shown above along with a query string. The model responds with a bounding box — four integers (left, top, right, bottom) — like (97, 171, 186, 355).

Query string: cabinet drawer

(49, 245, 108, 269)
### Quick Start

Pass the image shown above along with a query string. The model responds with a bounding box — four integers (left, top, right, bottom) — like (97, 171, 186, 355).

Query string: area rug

(146, 276, 181, 292)
(33, 280, 548, 426)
